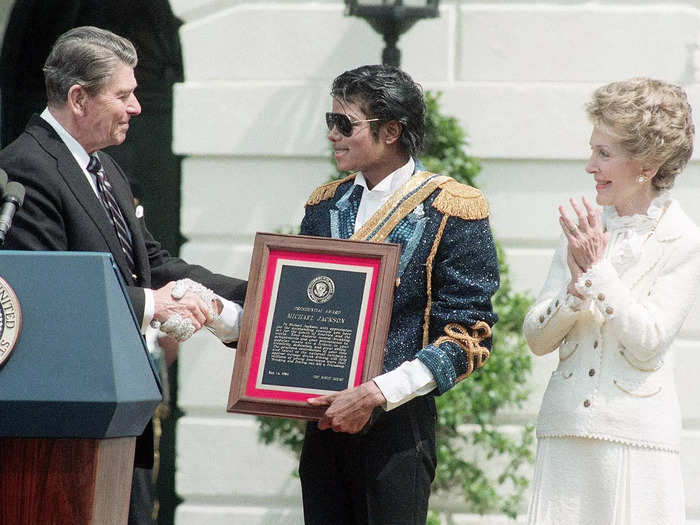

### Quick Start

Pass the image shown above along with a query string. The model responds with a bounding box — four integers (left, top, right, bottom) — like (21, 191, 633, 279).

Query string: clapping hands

(559, 197, 608, 298)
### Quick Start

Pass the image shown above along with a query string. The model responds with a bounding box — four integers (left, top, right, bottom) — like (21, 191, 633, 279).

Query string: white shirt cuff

(141, 288, 154, 334)
(373, 359, 437, 411)
(207, 298, 242, 343)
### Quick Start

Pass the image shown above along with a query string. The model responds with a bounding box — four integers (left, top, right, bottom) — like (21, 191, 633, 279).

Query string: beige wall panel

(173, 83, 595, 158)
(180, 5, 376, 81)
(179, 4, 453, 82)
(479, 160, 700, 242)
(179, 157, 329, 237)
(176, 416, 300, 496)
(173, 84, 331, 156)
(180, 241, 252, 280)
(177, 332, 238, 412)
(457, 4, 700, 82)
(172, 78, 700, 161)
(173, 82, 700, 160)
(176, 505, 304, 525)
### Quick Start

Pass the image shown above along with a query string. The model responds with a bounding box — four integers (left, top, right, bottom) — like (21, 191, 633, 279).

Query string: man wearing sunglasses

(299, 64, 499, 524)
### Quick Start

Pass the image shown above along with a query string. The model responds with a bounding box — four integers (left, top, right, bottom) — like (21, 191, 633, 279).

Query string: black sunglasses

(325, 112, 381, 137)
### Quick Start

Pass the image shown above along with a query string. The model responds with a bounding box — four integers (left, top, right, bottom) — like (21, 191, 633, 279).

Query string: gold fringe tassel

(431, 180, 489, 221)
(305, 173, 357, 206)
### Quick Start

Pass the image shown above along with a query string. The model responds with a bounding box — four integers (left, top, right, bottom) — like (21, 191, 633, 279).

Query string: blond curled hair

(586, 78, 695, 190)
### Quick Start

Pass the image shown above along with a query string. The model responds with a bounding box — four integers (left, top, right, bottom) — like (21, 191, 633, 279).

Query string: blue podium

(0, 251, 162, 525)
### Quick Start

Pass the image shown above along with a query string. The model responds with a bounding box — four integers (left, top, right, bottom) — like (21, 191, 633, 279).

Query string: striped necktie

(86, 154, 137, 278)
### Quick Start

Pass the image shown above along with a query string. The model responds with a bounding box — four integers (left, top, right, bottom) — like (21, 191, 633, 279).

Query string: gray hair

(43, 26, 138, 107)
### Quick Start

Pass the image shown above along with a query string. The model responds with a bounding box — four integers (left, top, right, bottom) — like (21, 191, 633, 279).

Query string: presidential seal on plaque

(307, 275, 335, 304)
(0, 276, 22, 367)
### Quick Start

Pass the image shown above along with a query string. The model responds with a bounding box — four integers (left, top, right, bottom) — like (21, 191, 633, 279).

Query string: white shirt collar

(353, 158, 416, 233)
(40, 107, 92, 171)
(354, 157, 415, 197)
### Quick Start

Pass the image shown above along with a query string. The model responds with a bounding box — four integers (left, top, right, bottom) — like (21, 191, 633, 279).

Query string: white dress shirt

(39, 108, 241, 342)
(353, 158, 437, 410)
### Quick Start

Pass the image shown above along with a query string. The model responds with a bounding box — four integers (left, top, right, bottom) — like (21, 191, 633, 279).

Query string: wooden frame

(227, 233, 400, 420)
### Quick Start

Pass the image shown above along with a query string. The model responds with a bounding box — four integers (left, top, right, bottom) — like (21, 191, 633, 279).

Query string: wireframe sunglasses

(325, 112, 381, 137)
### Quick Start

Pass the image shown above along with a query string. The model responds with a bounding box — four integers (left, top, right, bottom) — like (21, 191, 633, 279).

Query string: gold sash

(351, 171, 449, 242)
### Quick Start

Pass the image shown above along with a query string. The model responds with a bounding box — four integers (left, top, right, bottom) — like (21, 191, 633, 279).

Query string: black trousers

(299, 396, 437, 525)
(128, 467, 156, 525)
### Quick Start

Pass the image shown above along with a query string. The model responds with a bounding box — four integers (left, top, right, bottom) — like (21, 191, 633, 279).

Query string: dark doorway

(0, 2, 185, 523)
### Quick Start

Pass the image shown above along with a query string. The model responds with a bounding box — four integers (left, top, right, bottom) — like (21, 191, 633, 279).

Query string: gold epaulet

(431, 179, 489, 220)
(305, 173, 357, 206)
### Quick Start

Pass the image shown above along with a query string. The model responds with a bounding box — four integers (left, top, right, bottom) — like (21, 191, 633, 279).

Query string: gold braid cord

(422, 214, 449, 347)
(435, 322, 492, 381)
(151, 402, 170, 520)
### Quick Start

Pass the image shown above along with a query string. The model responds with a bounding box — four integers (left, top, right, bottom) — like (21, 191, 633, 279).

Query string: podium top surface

(0, 251, 162, 438)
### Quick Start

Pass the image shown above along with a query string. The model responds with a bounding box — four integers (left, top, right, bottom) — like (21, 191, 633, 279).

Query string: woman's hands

(559, 197, 608, 295)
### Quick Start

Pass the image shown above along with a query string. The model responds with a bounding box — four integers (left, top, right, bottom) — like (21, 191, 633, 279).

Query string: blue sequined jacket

(300, 168, 499, 394)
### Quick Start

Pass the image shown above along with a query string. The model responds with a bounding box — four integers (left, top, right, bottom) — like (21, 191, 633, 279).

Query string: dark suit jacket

(0, 114, 247, 465)
(0, 115, 247, 317)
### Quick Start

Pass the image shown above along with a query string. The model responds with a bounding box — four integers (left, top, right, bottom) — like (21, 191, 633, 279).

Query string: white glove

(158, 314, 196, 342)
(152, 279, 221, 342)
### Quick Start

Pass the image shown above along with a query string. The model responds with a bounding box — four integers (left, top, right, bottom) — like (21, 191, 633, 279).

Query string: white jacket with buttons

(523, 196, 700, 452)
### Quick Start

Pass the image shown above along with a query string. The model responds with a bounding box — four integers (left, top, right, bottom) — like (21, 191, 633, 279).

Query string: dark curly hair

(331, 65, 425, 157)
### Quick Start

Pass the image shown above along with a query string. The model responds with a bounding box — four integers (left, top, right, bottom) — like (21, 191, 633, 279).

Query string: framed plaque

(227, 233, 400, 420)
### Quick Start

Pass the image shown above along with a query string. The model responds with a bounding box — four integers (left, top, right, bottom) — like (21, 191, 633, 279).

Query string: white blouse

(602, 191, 672, 272)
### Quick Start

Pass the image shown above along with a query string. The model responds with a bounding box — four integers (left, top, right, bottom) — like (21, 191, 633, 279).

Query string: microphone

(0, 181, 25, 244)
(0, 168, 7, 197)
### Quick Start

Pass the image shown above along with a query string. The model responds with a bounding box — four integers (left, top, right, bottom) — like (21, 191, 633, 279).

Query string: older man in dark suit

(0, 26, 246, 524)
(0, 25, 246, 332)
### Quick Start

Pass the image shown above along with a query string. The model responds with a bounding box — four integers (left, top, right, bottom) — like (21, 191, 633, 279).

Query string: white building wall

(170, 1, 700, 522)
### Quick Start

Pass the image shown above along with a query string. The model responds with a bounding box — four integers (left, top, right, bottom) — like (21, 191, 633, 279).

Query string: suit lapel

(26, 117, 138, 282)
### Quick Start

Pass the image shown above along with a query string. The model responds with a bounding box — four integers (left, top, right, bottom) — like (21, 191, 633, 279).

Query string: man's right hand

(153, 281, 212, 331)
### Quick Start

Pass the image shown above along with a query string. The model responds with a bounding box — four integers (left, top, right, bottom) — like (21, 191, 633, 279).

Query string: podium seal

(0, 276, 22, 367)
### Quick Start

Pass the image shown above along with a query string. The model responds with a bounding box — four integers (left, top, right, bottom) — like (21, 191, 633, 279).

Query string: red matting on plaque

(245, 249, 380, 402)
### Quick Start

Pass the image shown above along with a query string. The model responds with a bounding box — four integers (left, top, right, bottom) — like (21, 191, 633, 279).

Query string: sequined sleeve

(415, 215, 499, 394)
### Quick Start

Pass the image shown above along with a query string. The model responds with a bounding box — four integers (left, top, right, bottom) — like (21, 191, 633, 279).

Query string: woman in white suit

(524, 78, 699, 525)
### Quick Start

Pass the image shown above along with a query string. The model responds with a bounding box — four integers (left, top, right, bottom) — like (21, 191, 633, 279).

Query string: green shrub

(257, 91, 534, 520)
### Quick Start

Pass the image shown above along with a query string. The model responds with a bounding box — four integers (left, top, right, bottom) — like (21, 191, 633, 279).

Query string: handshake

(151, 279, 225, 342)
